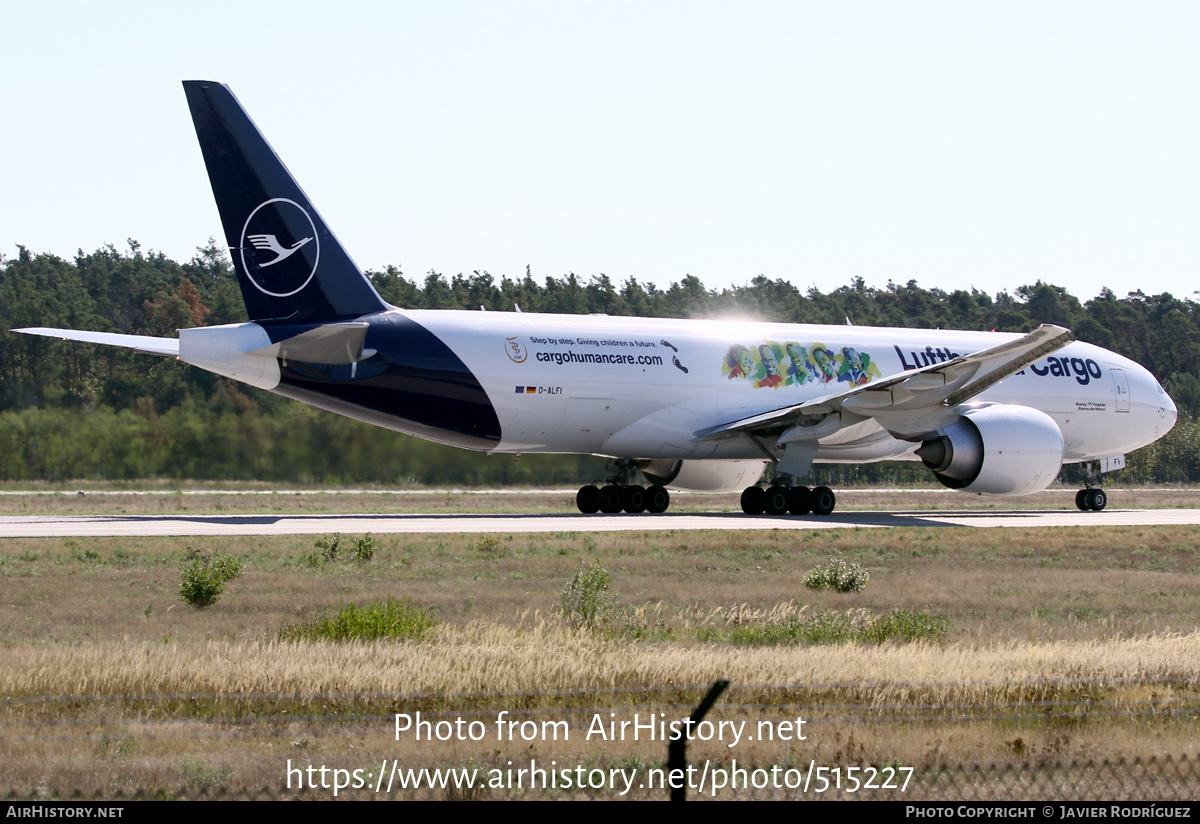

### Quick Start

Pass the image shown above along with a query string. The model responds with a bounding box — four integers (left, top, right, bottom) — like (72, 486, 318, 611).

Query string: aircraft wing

(11, 327, 180, 357)
(697, 324, 1074, 441)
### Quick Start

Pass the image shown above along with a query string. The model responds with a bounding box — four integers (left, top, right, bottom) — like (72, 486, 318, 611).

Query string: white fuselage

(406, 309, 1176, 465)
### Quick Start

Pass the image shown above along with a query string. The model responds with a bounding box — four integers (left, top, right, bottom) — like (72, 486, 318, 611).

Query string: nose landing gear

(1075, 461, 1109, 511)
(1075, 487, 1107, 511)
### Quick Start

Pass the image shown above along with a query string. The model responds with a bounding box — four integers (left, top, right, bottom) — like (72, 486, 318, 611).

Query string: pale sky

(2, 1, 1198, 305)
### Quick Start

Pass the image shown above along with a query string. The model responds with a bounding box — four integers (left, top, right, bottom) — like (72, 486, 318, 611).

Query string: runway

(3, 508, 1200, 537)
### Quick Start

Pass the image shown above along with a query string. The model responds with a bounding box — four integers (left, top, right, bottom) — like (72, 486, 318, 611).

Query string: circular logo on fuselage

(505, 336, 528, 363)
(239, 198, 320, 297)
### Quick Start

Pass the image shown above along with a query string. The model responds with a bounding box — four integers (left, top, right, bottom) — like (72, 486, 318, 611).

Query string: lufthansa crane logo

(247, 233, 312, 267)
(239, 198, 320, 297)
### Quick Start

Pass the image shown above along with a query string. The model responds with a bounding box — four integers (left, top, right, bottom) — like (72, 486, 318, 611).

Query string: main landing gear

(576, 483, 670, 514)
(1074, 460, 1108, 512)
(576, 458, 670, 514)
(740, 484, 836, 516)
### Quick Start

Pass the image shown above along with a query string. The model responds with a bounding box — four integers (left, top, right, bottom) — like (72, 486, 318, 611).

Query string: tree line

(1, 241, 1197, 484)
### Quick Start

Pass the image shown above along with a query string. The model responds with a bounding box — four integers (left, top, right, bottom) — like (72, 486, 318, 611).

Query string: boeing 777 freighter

(12, 82, 1179, 515)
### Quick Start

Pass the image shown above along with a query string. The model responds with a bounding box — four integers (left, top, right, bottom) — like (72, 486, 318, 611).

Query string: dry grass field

(2, 487, 1199, 799)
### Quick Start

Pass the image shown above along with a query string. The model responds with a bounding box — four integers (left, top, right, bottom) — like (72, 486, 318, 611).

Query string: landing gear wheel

(1086, 488, 1107, 511)
(621, 484, 647, 514)
(811, 486, 836, 515)
(597, 484, 623, 514)
(763, 485, 790, 515)
(1075, 489, 1089, 511)
(740, 486, 765, 515)
(787, 486, 812, 515)
(646, 485, 670, 513)
(576, 485, 600, 514)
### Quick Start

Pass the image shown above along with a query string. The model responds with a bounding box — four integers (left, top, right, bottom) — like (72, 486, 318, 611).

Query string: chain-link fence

(5, 756, 1198, 801)
(4, 680, 1199, 801)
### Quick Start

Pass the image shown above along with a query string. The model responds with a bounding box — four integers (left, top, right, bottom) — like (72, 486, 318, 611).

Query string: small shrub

(475, 535, 500, 553)
(180, 549, 243, 608)
(862, 608, 952, 644)
(316, 534, 342, 562)
(724, 606, 950, 646)
(352, 534, 376, 562)
(727, 607, 855, 645)
(278, 597, 437, 642)
(560, 560, 616, 631)
(803, 558, 869, 593)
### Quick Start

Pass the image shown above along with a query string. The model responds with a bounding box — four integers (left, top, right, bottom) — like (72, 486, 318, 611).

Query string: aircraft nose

(1140, 366, 1178, 436)
(1161, 382, 1178, 432)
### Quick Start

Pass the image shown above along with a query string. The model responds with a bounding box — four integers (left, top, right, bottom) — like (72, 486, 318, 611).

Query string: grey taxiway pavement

(3, 509, 1199, 537)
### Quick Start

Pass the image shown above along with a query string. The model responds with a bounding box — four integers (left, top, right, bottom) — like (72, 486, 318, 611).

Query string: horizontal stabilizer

(11, 327, 179, 357)
(246, 322, 373, 365)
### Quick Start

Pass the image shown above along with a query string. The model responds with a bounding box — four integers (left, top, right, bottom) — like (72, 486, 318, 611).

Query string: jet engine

(642, 459, 767, 493)
(916, 404, 1064, 496)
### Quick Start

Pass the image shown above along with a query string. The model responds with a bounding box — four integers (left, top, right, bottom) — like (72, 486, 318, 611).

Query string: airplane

(12, 81, 1179, 516)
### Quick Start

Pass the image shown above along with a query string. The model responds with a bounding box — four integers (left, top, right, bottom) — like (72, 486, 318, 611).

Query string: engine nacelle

(916, 404, 1064, 497)
(642, 459, 767, 493)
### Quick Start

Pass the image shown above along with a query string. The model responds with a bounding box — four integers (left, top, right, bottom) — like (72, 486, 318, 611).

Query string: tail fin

(183, 81, 388, 322)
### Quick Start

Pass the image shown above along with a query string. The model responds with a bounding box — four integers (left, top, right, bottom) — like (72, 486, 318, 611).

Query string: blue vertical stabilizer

(183, 80, 388, 322)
